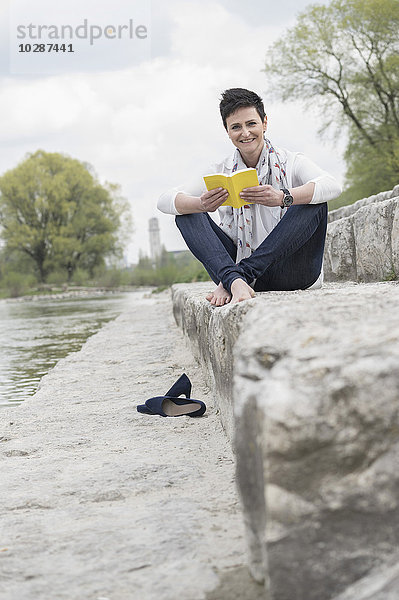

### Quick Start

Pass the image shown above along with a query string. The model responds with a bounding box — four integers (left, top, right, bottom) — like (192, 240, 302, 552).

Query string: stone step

(172, 280, 399, 600)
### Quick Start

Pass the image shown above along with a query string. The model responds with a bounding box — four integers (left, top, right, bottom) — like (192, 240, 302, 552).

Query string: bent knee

(175, 212, 209, 227)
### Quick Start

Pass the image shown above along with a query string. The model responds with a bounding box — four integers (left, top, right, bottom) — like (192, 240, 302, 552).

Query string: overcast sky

(0, 0, 345, 263)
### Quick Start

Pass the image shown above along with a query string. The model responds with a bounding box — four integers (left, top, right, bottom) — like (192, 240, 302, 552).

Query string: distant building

(148, 217, 162, 262)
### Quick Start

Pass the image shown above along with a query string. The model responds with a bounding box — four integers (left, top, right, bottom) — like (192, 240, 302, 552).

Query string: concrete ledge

(324, 185, 399, 281)
(172, 283, 255, 440)
(0, 292, 255, 600)
(172, 281, 399, 600)
(328, 184, 399, 223)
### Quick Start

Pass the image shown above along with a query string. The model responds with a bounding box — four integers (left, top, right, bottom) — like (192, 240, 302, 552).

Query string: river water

(0, 292, 138, 407)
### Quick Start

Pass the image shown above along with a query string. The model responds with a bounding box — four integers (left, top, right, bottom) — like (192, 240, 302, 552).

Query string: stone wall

(172, 281, 399, 600)
(324, 184, 399, 282)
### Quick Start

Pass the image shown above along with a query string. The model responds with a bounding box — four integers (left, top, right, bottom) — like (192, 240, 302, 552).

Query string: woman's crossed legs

(175, 202, 328, 304)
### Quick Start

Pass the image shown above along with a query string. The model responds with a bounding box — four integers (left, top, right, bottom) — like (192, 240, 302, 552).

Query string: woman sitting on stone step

(158, 87, 342, 305)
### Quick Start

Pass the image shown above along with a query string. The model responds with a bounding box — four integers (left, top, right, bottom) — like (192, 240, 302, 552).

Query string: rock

(325, 184, 399, 281)
(327, 184, 399, 224)
(331, 556, 399, 600)
(172, 281, 399, 600)
(353, 199, 396, 281)
(323, 216, 356, 281)
(391, 200, 399, 277)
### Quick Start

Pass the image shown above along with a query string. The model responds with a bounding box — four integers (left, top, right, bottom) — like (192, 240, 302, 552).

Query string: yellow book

(203, 168, 259, 209)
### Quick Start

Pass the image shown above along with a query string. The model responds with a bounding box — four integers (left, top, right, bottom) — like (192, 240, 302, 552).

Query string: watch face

(284, 194, 294, 207)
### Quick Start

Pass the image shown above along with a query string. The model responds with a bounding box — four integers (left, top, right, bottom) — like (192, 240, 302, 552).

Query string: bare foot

(206, 282, 232, 306)
(230, 278, 256, 304)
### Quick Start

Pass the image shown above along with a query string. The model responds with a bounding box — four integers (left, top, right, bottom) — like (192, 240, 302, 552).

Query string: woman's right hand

(199, 187, 229, 212)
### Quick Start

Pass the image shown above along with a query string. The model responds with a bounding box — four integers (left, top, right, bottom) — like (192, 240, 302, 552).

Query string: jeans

(175, 202, 328, 293)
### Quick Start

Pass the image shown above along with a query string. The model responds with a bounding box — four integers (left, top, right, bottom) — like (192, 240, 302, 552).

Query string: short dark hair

(219, 88, 266, 130)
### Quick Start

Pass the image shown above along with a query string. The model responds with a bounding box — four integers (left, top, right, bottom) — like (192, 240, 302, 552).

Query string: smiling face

(225, 106, 267, 167)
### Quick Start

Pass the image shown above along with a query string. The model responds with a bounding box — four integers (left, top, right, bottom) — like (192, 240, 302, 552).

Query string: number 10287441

(18, 44, 74, 53)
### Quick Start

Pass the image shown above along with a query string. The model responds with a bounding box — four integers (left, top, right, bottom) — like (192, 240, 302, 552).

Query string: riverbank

(0, 290, 261, 600)
(0, 293, 137, 407)
(3, 285, 152, 302)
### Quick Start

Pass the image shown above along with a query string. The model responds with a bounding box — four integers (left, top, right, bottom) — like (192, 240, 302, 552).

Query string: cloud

(168, 1, 279, 67)
(0, 0, 345, 262)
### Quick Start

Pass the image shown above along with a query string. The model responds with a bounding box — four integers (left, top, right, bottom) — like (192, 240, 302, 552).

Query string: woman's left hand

(240, 185, 283, 207)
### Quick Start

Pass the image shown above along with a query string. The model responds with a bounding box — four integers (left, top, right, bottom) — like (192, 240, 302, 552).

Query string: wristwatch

(280, 188, 294, 208)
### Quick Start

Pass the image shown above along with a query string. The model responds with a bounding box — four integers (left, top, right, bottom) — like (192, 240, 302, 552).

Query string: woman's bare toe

(230, 279, 256, 304)
(205, 282, 232, 306)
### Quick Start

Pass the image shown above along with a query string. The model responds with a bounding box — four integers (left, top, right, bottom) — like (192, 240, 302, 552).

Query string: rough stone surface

(353, 198, 396, 281)
(0, 291, 260, 600)
(327, 184, 399, 223)
(172, 284, 255, 441)
(323, 216, 357, 281)
(324, 184, 399, 281)
(391, 200, 399, 276)
(172, 281, 399, 600)
(331, 555, 399, 600)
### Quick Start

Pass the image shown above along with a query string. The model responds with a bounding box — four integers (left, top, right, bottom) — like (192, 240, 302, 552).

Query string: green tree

(0, 150, 132, 282)
(263, 0, 399, 203)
